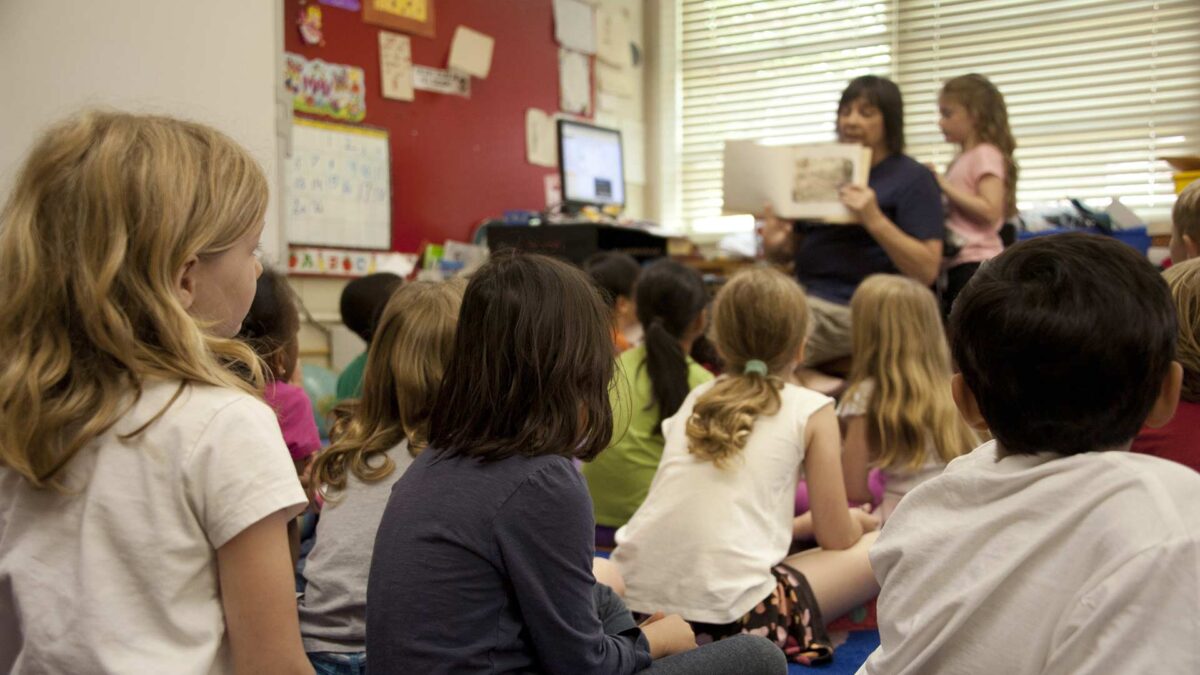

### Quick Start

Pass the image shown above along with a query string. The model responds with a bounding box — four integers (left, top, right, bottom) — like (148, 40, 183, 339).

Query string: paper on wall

(378, 31, 414, 101)
(595, 61, 633, 97)
(558, 49, 591, 115)
(448, 26, 495, 79)
(553, 0, 596, 54)
(413, 66, 471, 97)
(595, 3, 632, 67)
(597, 91, 639, 119)
(525, 108, 558, 168)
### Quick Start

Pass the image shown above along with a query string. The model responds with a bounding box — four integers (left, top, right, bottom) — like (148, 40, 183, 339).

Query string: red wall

(284, 0, 571, 252)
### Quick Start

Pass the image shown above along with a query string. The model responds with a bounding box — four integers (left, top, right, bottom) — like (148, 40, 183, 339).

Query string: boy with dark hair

(859, 233, 1200, 674)
(583, 251, 641, 352)
(336, 272, 402, 401)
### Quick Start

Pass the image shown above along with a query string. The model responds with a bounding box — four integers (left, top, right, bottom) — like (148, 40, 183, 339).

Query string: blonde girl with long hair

(0, 111, 311, 672)
(840, 274, 978, 522)
(299, 279, 462, 671)
(930, 72, 1018, 315)
(614, 267, 880, 666)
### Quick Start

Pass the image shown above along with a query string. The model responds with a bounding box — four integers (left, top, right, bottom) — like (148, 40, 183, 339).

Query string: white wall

(0, 0, 286, 259)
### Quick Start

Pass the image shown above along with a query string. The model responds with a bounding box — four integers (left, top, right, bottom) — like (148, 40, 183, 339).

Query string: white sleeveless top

(613, 379, 832, 623)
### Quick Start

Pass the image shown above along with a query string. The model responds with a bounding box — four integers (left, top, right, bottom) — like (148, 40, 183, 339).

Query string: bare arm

(841, 416, 875, 504)
(840, 185, 943, 286)
(217, 509, 314, 675)
(803, 404, 865, 551)
(934, 169, 1006, 225)
(760, 204, 795, 265)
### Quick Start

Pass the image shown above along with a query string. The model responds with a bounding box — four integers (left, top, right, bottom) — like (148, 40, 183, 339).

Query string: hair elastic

(743, 359, 768, 376)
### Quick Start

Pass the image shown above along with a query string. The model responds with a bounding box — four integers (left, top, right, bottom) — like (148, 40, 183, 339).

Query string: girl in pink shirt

(928, 73, 1018, 315)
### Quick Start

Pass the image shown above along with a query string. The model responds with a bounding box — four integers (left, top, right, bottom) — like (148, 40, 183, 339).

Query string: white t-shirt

(837, 379, 946, 521)
(858, 440, 1200, 675)
(0, 380, 308, 674)
(613, 379, 832, 623)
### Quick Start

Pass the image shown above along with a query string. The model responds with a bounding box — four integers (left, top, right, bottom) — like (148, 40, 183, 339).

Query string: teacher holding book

(762, 75, 944, 368)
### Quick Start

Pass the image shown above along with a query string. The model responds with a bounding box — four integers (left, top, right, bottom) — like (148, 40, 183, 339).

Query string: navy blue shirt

(367, 449, 652, 675)
(794, 153, 943, 304)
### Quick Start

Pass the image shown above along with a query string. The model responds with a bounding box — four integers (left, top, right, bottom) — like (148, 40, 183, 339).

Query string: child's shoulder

(120, 379, 278, 442)
(779, 381, 835, 415)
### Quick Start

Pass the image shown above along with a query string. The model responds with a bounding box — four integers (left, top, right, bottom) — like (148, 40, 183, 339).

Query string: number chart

(286, 118, 391, 250)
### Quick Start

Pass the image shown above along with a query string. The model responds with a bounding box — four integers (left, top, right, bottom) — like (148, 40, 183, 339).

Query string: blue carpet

(788, 630, 879, 674)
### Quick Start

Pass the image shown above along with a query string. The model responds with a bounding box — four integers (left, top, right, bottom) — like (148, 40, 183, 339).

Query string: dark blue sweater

(367, 449, 652, 674)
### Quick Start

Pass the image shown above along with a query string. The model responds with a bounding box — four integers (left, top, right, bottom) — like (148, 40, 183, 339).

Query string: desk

(484, 222, 668, 265)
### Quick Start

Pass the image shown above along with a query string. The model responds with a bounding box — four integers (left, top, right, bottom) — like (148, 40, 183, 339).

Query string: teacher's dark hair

(428, 252, 616, 462)
(839, 75, 905, 154)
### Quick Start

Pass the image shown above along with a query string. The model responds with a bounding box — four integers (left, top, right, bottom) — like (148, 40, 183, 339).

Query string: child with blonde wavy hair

(930, 73, 1018, 315)
(840, 274, 978, 522)
(614, 267, 879, 666)
(299, 279, 462, 672)
(0, 111, 310, 672)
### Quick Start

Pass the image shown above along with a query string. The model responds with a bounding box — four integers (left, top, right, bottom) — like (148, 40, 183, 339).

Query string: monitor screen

(558, 120, 625, 208)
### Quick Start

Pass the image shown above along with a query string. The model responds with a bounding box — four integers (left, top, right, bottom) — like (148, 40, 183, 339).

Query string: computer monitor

(558, 119, 625, 211)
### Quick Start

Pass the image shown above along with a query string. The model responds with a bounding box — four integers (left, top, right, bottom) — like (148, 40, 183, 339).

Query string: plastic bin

(1175, 170, 1200, 195)
(1016, 225, 1151, 256)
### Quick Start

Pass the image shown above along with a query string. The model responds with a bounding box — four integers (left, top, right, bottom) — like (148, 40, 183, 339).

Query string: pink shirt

(945, 143, 1007, 266)
(264, 381, 322, 462)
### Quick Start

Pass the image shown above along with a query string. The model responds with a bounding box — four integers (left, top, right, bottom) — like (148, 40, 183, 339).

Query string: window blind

(678, 0, 1200, 231)
(680, 0, 894, 230)
(897, 0, 1200, 226)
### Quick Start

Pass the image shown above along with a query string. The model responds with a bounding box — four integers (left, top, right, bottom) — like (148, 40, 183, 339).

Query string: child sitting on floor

(584, 251, 642, 352)
(614, 267, 880, 666)
(839, 274, 976, 522)
(335, 272, 403, 401)
(1131, 257, 1200, 472)
(0, 111, 309, 672)
(238, 267, 322, 479)
(859, 233, 1200, 673)
(583, 260, 713, 544)
(366, 252, 785, 675)
(300, 279, 463, 673)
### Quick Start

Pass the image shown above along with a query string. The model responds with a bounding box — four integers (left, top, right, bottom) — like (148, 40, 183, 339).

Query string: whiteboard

(286, 118, 391, 250)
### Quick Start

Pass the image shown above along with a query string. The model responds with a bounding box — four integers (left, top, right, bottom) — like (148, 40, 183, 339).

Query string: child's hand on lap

(640, 612, 697, 659)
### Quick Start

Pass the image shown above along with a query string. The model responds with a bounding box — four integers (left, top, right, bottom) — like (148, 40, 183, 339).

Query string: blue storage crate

(1016, 225, 1150, 256)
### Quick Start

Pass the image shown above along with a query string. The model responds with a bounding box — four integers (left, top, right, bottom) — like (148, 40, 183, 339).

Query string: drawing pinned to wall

(378, 31, 414, 101)
(448, 26, 495, 79)
(319, 0, 362, 10)
(558, 48, 591, 115)
(595, 4, 632, 68)
(363, 0, 436, 39)
(413, 66, 470, 97)
(285, 53, 366, 121)
(525, 108, 557, 168)
(287, 118, 391, 249)
(553, 0, 596, 54)
(298, 5, 326, 46)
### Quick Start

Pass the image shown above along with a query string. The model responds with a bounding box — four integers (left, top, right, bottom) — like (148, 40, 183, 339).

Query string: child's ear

(690, 306, 708, 335)
(175, 256, 200, 309)
(795, 337, 808, 365)
(1185, 234, 1200, 260)
(614, 295, 633, 321)
(951, 374, 989, 430)
(1145, 361, 1183, 428)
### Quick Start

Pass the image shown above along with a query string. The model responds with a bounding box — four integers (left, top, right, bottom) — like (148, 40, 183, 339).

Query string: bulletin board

(286, 118, 392, 250)
(283, 0, 570, 252)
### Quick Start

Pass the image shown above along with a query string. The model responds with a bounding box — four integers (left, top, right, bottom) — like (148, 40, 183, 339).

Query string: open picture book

(722, 140, 872, 224)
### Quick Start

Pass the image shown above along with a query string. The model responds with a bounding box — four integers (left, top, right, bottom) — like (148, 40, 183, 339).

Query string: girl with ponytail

(612, 267, 879, 666)
(583, 260, 712, 541)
